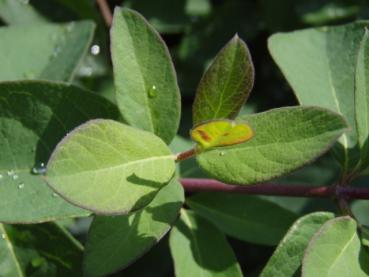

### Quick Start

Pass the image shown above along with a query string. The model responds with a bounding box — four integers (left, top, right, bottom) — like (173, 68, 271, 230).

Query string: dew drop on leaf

(219, 151, 226, 156)
(90, 44, 100, 55)
(18, 183, 24, 189)
(66, 22, 75, 32)
(52, 192, 58, 198)
(148, 85, 157, 98)
(52, 47, 61, 57)
(12, 174, 18, 180)
(80, 66, 93, 77)
(7, 170, 14, 176)
(23, 72, 35, 79)
(32, 162, 46, 175)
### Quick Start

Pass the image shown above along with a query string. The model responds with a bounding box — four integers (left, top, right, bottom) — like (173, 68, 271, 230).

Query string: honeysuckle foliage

(0, 4, 368, 277)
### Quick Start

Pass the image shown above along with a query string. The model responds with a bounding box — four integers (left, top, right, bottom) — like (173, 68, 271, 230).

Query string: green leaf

(83, 179, 184, 276)
(111, 7, 181, 144)
(0, 222, 83, 276)
(0, 21, 94, 82)
(302, 216, 369, 277)
(197, 106, 348, 184)
(268, 22, 369, 173)
(355, 28, 369, 171)
(187, 193, 297, 245)
(261, 212, 334, 277)
(360, 225, 369, 248)
(0, 81, 119, 223)
(297, 2, 360, 25)
(352, 200, 369, 226)
(0, 224, 22, 277)
(192, 35, 254, 125)
(177, 1, 261, 97)
(169, 209, 242, 277)
(120, 238, 173, 277)
(0, 0, 46, 25)
(46, 119, 176, 215)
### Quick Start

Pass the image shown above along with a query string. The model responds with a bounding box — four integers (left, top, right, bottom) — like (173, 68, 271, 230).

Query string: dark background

(2, 0, 369, 276)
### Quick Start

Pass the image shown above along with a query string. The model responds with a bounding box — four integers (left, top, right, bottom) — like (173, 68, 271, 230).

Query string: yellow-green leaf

(190, 119, 253, 150)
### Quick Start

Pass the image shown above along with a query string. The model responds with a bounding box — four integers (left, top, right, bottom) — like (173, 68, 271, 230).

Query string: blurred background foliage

(1, 0, 369, 275)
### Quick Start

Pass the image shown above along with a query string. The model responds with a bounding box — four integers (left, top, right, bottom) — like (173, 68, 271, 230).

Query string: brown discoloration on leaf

(197, 129, 212, 142)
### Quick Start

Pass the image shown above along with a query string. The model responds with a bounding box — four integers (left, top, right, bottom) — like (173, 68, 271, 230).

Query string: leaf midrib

(204, 129, 341, 155)
(121, 13, 155, 132)
(326, 231, 356, 276)
(213, 43, 239, 118)
(50, 154, 175, 178)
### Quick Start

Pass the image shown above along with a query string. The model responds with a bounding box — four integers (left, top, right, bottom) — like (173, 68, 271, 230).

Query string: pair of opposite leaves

(191, 120, 254, 150)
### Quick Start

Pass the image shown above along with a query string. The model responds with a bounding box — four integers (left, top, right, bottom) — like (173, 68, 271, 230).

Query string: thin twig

(96, 0, 113, 27)
(180, 178, 369, 199)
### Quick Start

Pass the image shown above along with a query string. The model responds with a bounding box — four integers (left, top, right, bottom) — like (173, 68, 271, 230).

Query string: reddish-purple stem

(96, 0, 113, 27)
(180, 178, 369, 199)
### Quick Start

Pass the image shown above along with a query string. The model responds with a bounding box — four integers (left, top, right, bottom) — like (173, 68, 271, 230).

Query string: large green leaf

(83, 179, 184, 276)
(261, 212, 334, 277)
(302, 216, 369, 277)
(355, 28, 369, 171)
(0, 81, 119, 223)
(0, 223, 83, 276)
(0, 21, 94, 82)
(169, 209, 242, 277)
(187, 193, 297, 245)
(46, 119, 176, 215)
(197, 106, 347, 184)
(111, 7, 181, 144)
(268, 22, 369, 173)
(192, 35, 254, 125)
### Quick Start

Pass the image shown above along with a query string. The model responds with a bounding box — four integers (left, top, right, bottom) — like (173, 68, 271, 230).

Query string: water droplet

(32, 162, 46, 175)
(148, 85, 157, 98)
(90, 44, 100, 55)
(80, 66, 93, 77)
(7, 170, 15, 176)
(1, 233, 5, 239)
(23, 72, 35, 79)
(52, 47, 61, 57)
(52, 192, 58, 198)
(66, 22, 75, 32)
(12, 174, 18, 180)
(18, 183, 24, 189)
(219, 151, 225, 156)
